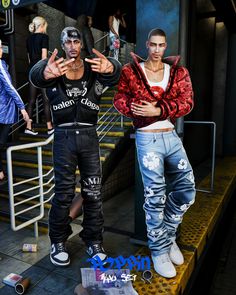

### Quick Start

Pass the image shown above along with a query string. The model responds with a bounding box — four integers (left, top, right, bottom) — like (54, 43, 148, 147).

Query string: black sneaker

(50, 242, 70, 266)
(86, 243, 107, 262)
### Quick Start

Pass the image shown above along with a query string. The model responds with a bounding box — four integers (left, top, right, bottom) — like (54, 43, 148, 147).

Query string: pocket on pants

(136, 133, 154, 147)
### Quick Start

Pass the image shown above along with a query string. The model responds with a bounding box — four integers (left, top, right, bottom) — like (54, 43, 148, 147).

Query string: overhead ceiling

(211, 0, 236, 32)
(44, 0, 97, 19)
(0, 0, 43, 10)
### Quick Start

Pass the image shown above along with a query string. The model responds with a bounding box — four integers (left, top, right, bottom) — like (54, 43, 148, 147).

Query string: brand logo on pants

(83, 177, 101, 186)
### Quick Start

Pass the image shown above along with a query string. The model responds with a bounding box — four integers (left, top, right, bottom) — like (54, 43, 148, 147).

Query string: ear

(146, 41, 149, 49)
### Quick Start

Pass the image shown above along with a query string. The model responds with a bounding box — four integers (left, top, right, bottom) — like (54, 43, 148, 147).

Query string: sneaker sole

(24, 132, 38, 135)
(50, 255, 70, 267)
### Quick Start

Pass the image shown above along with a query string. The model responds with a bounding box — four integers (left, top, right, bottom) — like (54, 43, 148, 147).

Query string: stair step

(0, 109, 131, 227)
(100, 96, 114, 101)
(102, 90, 116, 97)
(0, 195, 50, 230)
(3, 159, 52, 171)
(19, 133, 51, 141)
(8, 166, 52, 179)
(98, 115, 131, 120)
(0, 190, 52, 209)
(3, 148, 109, 170)
(0, 181, 53, 200)
(17, 147, 53, 156)
(99, 103, 113, 108)
(98, 121, 132, 127)
(17, 137, 119, 151)
(8, 152, 53, 165)
(99, 112, 120, 116)
(19, 129, 127, 141)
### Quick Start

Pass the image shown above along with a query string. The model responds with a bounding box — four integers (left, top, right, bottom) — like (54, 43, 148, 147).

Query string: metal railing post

(36, 146, 44, 238)
(7, 148, 16, 230)
(36, 98, 39, 124)
(121, 115, 124, 128)
(6, 135, 54, 233)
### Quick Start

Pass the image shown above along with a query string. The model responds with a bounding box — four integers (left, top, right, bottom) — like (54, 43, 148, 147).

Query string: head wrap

(61, 27, 81, 45)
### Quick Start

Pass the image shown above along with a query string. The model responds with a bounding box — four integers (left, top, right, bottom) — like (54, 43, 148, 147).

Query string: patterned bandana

(61, 27, 81, 45)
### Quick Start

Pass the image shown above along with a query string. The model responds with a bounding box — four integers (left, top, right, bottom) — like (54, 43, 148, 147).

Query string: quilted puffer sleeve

(157, 67, 194, 120)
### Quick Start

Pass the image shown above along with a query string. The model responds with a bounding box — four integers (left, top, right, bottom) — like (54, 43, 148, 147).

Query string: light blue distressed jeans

(136, 130, 196, 257)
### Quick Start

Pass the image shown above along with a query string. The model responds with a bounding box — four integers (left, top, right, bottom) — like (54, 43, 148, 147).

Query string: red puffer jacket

(113, 52, 194, 129)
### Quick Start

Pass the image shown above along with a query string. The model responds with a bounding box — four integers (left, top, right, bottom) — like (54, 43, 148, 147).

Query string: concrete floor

(0, 186, 140, 294)
(1, 170, 236, 295)
(209, 200, 236, 295)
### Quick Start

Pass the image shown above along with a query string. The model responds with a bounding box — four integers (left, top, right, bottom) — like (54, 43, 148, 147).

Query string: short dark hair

(147, 28, 166, 40)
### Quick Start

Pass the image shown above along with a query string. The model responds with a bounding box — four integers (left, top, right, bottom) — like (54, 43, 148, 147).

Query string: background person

(108, 8, 126, 60)
(77, 14, 94, 59)
(0, 39, 29, 182)
(25, 16, 53, 135)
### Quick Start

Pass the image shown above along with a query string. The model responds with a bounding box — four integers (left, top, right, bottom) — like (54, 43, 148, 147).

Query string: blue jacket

(0, 59, 25, 124)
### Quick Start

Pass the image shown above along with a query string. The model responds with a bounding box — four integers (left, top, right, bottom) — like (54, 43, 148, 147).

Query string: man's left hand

(131, 101, 161, 117)
(85, 48, 114, 74)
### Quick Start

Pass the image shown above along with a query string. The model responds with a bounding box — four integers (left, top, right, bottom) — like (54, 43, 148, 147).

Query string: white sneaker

(47, 128, 54, 135)
(50, 242, 70, 266)
(152, 253, 176, 278)
(24, 128, 38, 135)
(169, 240, 184, 265)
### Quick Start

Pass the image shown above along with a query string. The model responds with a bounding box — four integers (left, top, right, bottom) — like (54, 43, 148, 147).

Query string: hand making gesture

(85, 48, 114, 74)
(43, 49, 75, 80)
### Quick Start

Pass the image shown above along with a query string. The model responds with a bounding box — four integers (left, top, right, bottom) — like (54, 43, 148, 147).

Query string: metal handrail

(94, 33, 109, 45)
(97, 105, 116, 124)
(7, 134, 54, 237)
(98, 116, 121, 141)
(184, 121, 216, 193)
(16, 81, 29, 92)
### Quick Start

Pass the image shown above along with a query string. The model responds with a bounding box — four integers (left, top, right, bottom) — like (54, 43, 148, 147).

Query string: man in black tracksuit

(30, 27, 121, 266)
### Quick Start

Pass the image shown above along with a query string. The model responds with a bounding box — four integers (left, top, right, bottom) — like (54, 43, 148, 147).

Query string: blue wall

(136, 0, 180, 58)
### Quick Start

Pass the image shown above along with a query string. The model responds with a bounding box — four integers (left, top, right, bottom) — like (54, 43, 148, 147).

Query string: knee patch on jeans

(81, 176, 102, 201)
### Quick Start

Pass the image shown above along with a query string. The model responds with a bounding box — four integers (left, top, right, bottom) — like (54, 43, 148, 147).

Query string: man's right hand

(43, 49, 75, 80)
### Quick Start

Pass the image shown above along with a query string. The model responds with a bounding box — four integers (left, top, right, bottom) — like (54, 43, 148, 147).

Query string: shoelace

(92, 244, 103, 254)
(172, 242, 179, 251)
(57, 243, 66, 253)
(159, 254, 170, 264)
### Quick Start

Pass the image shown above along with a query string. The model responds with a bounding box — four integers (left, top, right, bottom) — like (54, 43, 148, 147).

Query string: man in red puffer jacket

(114, 28, 196, 279)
